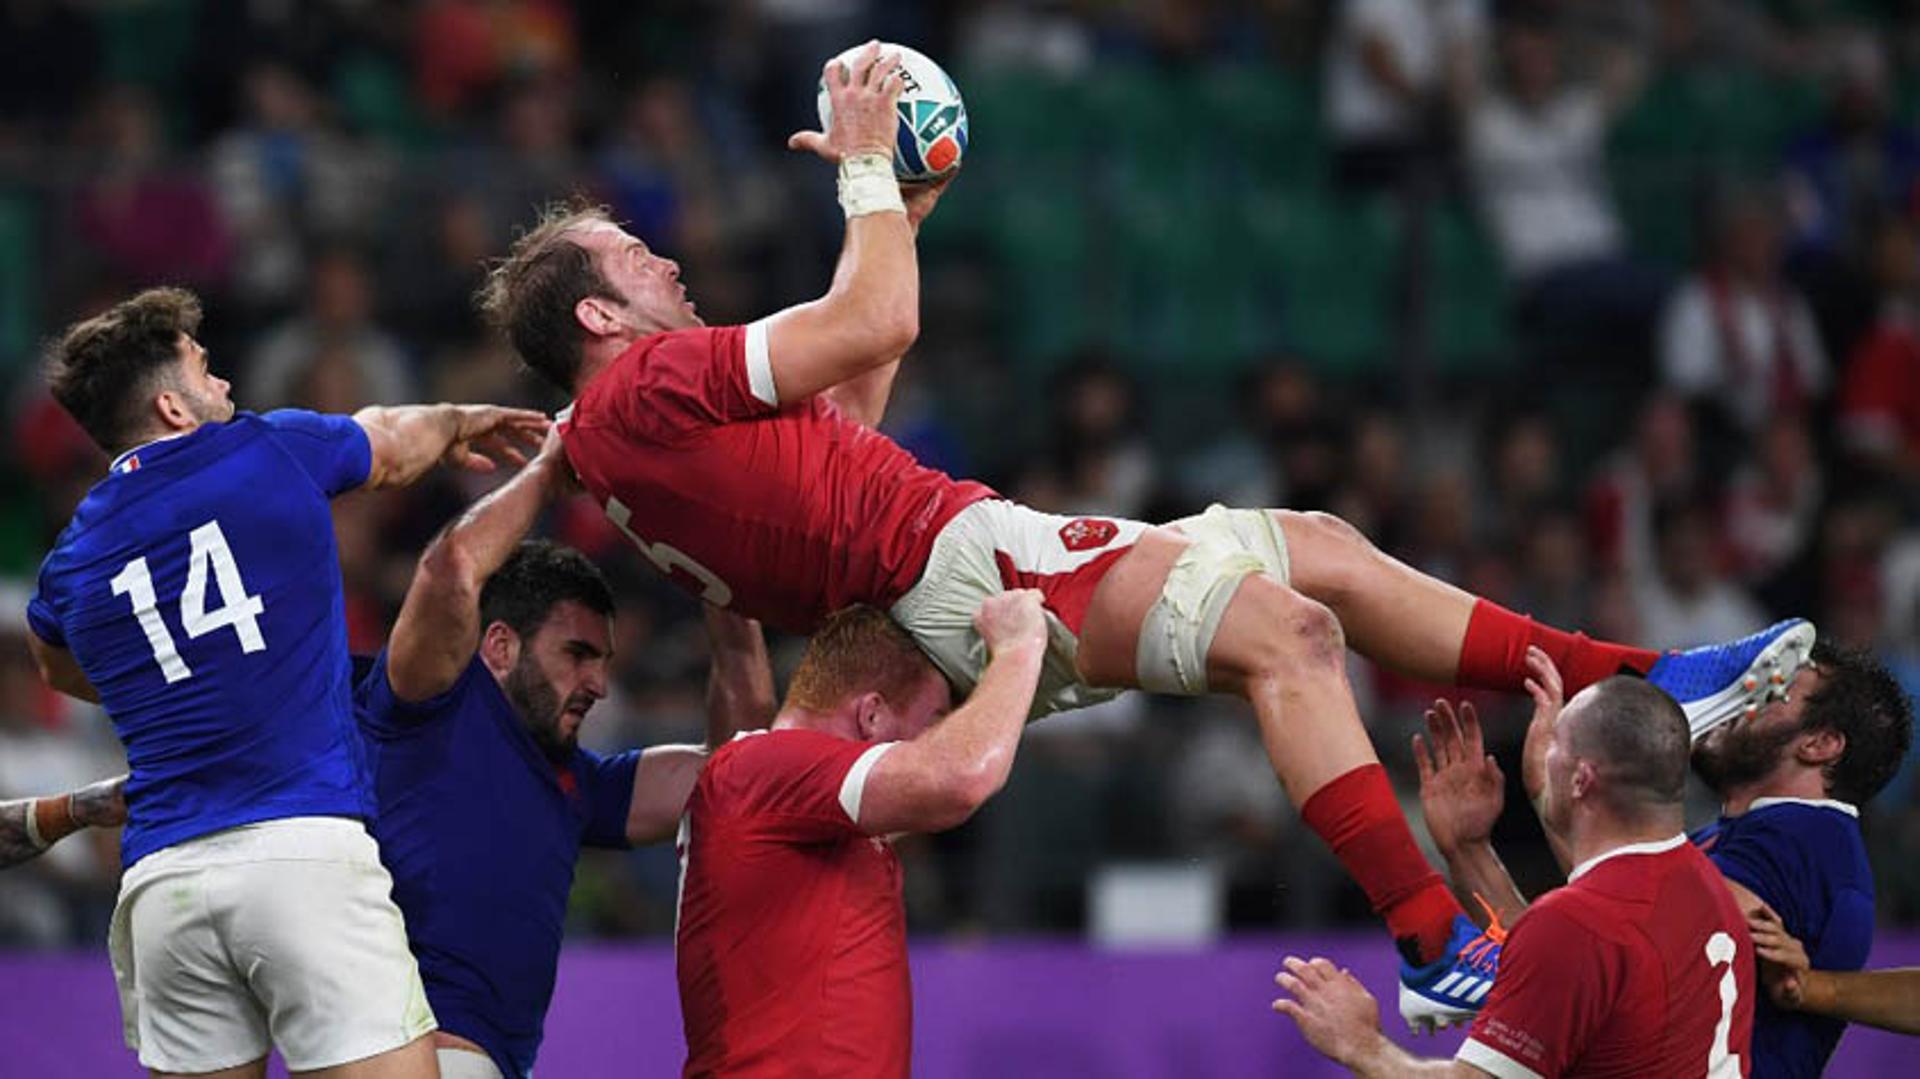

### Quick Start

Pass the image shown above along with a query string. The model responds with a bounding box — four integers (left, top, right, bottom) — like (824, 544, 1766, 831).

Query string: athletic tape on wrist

(22, 798, 48, 850)
(837, 153, 905, 218)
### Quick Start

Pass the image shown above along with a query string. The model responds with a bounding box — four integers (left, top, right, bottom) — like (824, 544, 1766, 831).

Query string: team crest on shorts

(1058, 518, 1118, 551)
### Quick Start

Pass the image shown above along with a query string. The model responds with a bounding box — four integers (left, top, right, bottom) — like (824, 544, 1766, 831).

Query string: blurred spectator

(413, 0, 577, 119)
(1047, 356, 1156, 518)
(209, 60, 393, 312)
(1659, 188, 1828, 436)
(246, 246, 415, 409)
(1586, 394, 1698, 578)
(1724, 415, 1822, 585)
(1632, 497, 1767, 650)
(1782, 29, 1920, 275)
(1324, 0, 1485, 191)
(1481, 410, 1562, 548)
(1461, 13, 1668, 355)
(1838, 217, 1920, 482)
(69, 85, 232, 290)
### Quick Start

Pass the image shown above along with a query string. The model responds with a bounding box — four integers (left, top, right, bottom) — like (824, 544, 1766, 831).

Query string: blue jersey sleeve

(26, 585, 64, 647)
(357, 650, 482, 738)
(576, 748, 640, 849)
(259, 409, 372, 497)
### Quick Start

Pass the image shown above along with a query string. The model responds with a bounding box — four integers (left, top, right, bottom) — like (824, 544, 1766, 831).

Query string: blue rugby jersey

(1693, 797, 1875, 1079)
(27, 411, 373, 867)
(357, 650, 639, 1079)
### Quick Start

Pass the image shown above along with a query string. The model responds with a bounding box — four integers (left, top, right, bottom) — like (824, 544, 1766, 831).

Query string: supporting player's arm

(764, 43, 920, 410)
(385, 428, 573, 702)
(854, 590, 1047, 835)
(624, 605, 777, 845)
(0, 775, 127, 870)
(1750, 905, 1920, 1035)
(25, 628, 99, 703)
(1273, 956, 1490, 1077)
(353, 403, 549, 491)
(1519, 647, 1576, 873)
(1414, 699, 1530, 927)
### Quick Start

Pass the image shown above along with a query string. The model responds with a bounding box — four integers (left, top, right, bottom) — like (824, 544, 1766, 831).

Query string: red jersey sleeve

(1459, 899, 1623, 1079)
(706, 730, 895, 842)
(613, 323, 778, 441)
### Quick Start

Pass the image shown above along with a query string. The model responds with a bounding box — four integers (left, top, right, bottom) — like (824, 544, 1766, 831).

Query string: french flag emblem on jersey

(115, 454, 140, 474)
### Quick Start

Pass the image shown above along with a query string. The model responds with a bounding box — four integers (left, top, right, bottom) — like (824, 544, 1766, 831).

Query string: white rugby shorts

(891, 500, 1290, 715)
(108, 816, 436, 1073)
(438, 1046, 508, 1078)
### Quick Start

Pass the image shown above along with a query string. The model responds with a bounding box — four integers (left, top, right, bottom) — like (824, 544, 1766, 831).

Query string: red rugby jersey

(558, 323, 992, 632)
(1460, 836, 1755, 1079)
(676, 729, 909, 1078)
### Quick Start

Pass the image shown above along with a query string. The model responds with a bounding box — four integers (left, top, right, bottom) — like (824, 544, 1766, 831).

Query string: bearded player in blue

(24, 287, 547, 1079)
(355, 428, 773, 1079)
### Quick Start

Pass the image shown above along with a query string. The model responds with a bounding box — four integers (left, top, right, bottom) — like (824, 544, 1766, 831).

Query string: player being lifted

(26, 287, 547, 1078)
(478, 42, 1813, 1023)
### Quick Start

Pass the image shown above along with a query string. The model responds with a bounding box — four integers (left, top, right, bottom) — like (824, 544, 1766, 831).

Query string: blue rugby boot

(1645, 619, 1816, 741)
(1398, 911, 1505, 1034)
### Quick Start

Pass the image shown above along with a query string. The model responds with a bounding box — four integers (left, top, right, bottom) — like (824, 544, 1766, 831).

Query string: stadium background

(1, 0, 1919, 1074)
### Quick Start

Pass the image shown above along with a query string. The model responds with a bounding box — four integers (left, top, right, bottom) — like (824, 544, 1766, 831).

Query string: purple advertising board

(2, 934, 1913, 1076)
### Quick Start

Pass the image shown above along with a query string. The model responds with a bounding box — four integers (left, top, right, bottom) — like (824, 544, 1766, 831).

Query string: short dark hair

(1802, 641, 1913, 804)
(479, 540, 615, 640)
(477, 202, 619, 391)
(1573, 675, 1692, 814)
(48, 287, 202, 451)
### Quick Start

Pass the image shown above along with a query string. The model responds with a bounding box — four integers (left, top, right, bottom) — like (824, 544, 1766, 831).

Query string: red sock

(1300, 763, 1463, 966)
(1455, 598, 1659, 696)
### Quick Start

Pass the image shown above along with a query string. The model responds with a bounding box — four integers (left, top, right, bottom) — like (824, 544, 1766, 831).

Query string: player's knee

(1230, 580, 1345, 683)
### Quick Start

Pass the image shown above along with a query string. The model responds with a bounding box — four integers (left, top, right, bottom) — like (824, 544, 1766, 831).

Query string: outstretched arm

(761, 43, 919, 409)
(1414, 700, 1529, 927)
(1273, 956, 1490, 1077)
(1750, 906, 1920, 1035)
(624, 606, 777, 845)
(1518, 648, 1575, 874)
(855, 590, 1048, 835)
(821, 177, 953, 426)
(385, 428, 573, 702)
(0, 775, 126, 870)
(353, 403, 548, 491)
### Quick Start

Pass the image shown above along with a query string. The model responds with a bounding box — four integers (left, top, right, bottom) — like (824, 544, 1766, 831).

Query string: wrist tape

(837, 153, 905, 218)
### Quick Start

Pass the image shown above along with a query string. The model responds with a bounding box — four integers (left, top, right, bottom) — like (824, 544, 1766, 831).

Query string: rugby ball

(817, 43, 968, 182)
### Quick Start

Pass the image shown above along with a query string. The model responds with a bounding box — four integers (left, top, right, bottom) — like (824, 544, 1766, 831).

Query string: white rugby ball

(816, 42, 968, 182)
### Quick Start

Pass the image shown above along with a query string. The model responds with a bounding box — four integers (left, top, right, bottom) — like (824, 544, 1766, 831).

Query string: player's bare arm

(353, 402, 549, 491)
(763, 42, 920, 409)
(24, 627, 100, 703)
(1750, 904, 1920, 1034)
(1517, 647, 1576, 873)
(0, 775, 126, 870)
(624, 605, 776, 844)
(822, 174, 954, 426)
(856, 590, 1048, 836)
(1273, 956, 1491, 1077)
(1414, 699, 1529, 927)
(386, 428, 573, 701)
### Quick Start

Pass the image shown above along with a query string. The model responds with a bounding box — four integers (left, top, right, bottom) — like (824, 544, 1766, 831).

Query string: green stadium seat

(1429, 202, 1510, 373)
(1242, 189, 1395, 373)
(1196, 66, 1325, 189)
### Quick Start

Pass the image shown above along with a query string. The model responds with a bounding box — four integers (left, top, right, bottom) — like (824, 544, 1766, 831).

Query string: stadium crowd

(3, 0, 1920, 953)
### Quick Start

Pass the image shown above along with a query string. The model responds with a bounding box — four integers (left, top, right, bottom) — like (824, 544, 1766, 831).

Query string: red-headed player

(477, 41, 1811, 1021)
(1274, 675, 1755, 1077)
(676, 592, 1048, 1077)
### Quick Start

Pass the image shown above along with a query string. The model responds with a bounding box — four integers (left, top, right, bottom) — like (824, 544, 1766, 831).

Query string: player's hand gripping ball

(818, 43, 967, 182)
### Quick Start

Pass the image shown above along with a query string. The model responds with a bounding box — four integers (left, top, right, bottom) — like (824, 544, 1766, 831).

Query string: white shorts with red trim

(890, 500, 1291, 716)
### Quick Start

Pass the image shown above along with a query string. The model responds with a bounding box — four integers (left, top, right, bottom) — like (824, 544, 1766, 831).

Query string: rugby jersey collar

(108, 428, 197, 473)
(1747, 796, 1858, 818)
(1568, 833, 1688, 883)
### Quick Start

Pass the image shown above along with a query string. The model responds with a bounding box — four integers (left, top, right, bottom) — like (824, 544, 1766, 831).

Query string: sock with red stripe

(1455, 598, 1659, 696)
(1300, 763, 1463, 966)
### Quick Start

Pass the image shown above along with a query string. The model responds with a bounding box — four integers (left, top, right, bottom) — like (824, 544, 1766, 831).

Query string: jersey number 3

(604, 496, 733, 606)
(109, 520, 267, 683)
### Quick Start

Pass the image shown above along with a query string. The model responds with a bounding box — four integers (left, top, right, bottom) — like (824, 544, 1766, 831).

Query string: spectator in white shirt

(1325, 0, 1486, 191)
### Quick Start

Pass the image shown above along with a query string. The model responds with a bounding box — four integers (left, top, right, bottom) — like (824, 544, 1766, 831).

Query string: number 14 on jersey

(110, 520, 267, 683)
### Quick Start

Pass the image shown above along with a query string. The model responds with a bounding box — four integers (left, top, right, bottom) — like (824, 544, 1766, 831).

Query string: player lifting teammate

(478, 42, 1815, 1022)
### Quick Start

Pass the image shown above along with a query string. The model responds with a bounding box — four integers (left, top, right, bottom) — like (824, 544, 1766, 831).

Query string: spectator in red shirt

(1838, 218, 1920, 481)
(1273, 668, 1755, 1077)
(675, 591, 1047, 1078)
